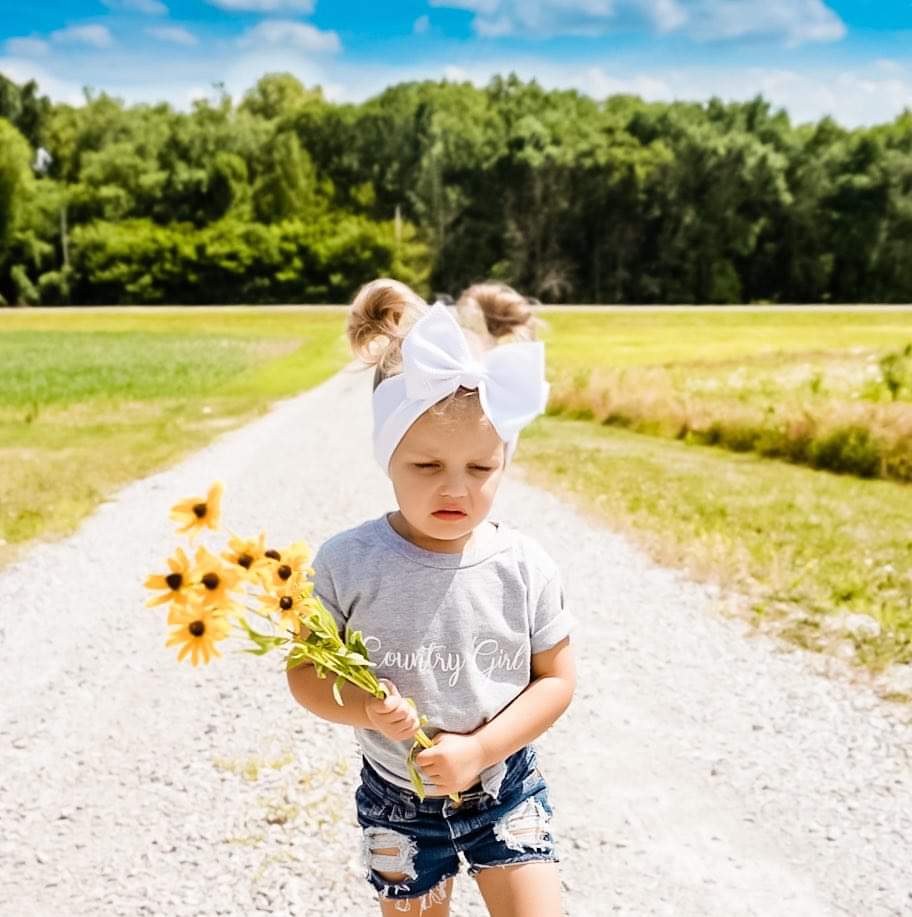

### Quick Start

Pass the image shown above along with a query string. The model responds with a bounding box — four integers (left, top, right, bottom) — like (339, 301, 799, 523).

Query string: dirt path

(1, 362, 909, 916)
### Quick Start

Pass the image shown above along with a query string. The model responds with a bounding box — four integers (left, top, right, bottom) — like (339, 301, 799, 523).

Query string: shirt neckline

(376, 512, 508, 569)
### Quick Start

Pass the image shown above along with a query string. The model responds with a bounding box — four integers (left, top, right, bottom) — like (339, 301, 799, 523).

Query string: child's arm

(287, 662, 375, 727)
(287, 664, 421, 740)
(470, 636, 576, 770)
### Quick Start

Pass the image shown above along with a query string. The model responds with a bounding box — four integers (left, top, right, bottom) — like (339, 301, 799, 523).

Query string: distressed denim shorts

(354, 744, 559, 907)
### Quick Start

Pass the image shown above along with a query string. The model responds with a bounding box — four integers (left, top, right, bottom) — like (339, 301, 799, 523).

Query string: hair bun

(456, 282, 546, 342)
(347, 278, 427, 385)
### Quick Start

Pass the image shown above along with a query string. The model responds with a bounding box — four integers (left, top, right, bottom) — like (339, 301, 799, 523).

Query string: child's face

(388, 399, 506, 553)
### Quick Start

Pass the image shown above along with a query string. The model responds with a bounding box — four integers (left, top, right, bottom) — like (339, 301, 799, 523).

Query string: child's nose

(440, 471, 469, 496)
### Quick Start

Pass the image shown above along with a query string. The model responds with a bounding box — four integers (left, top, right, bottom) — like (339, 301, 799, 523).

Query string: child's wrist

(472, 732, 493, 771)
(360, 690, 374, 727)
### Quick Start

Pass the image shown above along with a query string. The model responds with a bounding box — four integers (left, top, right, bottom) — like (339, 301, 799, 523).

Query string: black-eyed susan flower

(165, 602, 231, 666)
(188, 545, 243, 617)
(169, 481, 224, 539)
(256, 572, 315, 637)
(254, 539, 316, 589)
(222, 530, 267, 583)
(144, 547, 195, 610)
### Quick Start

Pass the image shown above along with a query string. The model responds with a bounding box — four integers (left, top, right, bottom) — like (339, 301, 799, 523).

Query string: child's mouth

(432, 510, 466, 520)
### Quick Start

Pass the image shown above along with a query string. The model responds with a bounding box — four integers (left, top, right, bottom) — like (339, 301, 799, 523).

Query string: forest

(1, 70, 911, 305)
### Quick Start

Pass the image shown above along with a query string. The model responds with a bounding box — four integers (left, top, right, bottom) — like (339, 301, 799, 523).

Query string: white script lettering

(362, 635, 526, 687)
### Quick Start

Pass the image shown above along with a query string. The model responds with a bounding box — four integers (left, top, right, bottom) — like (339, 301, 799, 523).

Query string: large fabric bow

(371, 301, 550, 476)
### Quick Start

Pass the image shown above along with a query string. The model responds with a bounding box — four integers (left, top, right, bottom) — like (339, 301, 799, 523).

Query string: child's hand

(364, 678, 421, 742)
(415, 732, 486, 797)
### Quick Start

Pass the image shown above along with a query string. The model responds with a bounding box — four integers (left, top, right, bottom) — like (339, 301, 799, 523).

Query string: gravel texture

(1, 361, 911, 917)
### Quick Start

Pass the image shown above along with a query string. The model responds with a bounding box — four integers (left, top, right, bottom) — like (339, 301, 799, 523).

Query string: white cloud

(414, 15, 431, 35)
(4, 37, 51, 56)
(7, 37, 909, 130)
(50, 25, 115, 48)
(580, 62, 911, 126)
(0, 57, 85, 105)
(147, 25, 198, 46)
(238, 20, 341, 53)
(430, 0, 845, 45)
(103, 0, 168, 14)
(874, 58, 908, 77)
(207, 0, 315, 11)
(688, 1, 845, 45)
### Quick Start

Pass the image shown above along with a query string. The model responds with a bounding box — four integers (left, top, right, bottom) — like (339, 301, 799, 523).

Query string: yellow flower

(144, 547, 194, 609)
(222, 531, 267, 583)
(254, 539, 316, 590)
(169, 481, 224, 539)
(165, 602, 231, 666)
(257, 572, 314, 638)
(188, 545, 243, 616)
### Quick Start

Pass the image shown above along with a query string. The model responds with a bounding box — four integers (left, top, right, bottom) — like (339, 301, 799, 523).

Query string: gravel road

(1, 361, 910, 917)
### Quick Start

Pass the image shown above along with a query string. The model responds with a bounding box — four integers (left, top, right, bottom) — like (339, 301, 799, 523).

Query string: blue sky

(0, 1, 910, 126)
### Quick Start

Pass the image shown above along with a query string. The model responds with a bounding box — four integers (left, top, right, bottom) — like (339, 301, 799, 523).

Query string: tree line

(1, 70, 911, 306)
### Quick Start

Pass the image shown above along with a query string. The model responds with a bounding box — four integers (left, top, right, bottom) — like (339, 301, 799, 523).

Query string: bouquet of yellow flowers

(144, 480, 459, 804)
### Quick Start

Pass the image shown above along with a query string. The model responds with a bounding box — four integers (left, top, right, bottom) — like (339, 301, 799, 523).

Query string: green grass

(0, 330, 275, 405)
(538, 309, 912, 483)
(0, 309, 350, 567)
(537, 309, 912, 369)
(515, 414, 912, 673)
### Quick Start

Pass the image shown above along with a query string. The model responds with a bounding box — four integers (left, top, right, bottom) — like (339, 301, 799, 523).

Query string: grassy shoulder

(0, 309, 350, 570)
(514, 413, 912, 681)
(538, 309, 912, 484)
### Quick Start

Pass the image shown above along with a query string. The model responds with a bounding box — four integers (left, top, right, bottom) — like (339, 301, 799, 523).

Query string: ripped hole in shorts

(493, 796, 554, 853)
(380, 879, 452, 914)
(362, 825, 419, 885)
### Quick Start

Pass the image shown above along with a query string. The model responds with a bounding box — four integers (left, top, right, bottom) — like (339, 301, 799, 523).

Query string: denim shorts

(354, 744, 559, 906)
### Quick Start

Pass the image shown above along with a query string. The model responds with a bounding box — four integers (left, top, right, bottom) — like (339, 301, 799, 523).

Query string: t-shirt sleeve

(311, 543, 350, 634)
(530, 569, 574, 654)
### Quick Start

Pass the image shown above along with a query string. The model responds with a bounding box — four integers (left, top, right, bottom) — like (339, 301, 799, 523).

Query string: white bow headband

(372, 301, 550, 477)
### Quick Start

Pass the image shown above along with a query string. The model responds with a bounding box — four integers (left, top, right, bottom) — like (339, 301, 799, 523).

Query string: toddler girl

(287, 279, 577, 916)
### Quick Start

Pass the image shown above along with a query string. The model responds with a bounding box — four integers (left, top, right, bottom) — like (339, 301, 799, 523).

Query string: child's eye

(412, 463, 492, 471)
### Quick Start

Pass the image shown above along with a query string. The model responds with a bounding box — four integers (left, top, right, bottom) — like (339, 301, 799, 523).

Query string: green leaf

(332, 675, 345, 706)
(240, 644, 271, 657)
(406, 745, 427, 801)
(236, 614, 287, 654)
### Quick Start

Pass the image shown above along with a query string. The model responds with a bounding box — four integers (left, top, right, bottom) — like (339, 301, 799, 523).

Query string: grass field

(0, 309, 351, 569)
(516, 416, 912, 679)
(2, 305, 911, 681)
(541, 310, 912, 482)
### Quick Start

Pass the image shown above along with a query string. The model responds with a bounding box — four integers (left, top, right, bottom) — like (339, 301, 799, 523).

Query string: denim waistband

(360, 745, 533, 807)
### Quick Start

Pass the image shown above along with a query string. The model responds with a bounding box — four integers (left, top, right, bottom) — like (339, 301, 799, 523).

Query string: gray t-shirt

(311, 511, 574, 799)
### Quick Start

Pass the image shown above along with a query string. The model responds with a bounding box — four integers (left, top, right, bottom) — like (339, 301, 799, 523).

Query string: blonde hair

(347, 277, 545, 432)
(347, 277, 546, 388)
(455, 281, 548, 343)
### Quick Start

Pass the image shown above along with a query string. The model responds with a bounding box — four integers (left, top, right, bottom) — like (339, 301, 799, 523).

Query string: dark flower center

(165, 572, 183, 591)
(202, 573, 220, 590)
(279, 596, 293, 610)
(192, 502, 207, 519)
(189, 620, 205, 637)
(238, 553, 253, 569)
(278, 564, 292, 581)
(265, 549, 281, 561)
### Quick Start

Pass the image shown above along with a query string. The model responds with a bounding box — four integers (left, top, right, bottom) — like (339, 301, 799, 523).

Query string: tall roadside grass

(515, 415, 912, 682)
(0, 308, 350, 570)
(540, 310, 912, 483)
